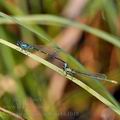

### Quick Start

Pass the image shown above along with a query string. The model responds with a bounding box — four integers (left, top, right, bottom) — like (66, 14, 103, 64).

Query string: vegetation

(0, 0, 120, 120)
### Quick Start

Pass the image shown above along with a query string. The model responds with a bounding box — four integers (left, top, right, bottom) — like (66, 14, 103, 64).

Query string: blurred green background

(0, 0, 120, 120)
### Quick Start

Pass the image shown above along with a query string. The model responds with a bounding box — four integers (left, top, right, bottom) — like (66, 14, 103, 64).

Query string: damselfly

(63, 63, 117, 84)
(16, 40, 118, 84)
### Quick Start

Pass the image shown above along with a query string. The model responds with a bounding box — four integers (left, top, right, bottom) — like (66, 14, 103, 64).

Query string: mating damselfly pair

(16, 40, 118, 84)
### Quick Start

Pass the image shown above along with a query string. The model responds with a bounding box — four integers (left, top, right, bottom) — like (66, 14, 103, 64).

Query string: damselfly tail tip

(104, 79, 118, 84)
(110, 80, 118, 84)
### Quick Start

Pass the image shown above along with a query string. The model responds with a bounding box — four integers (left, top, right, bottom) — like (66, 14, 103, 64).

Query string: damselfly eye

(16, 40, 23, 46)
(16, 41, 20, 46)
(16, 42, 19, 46)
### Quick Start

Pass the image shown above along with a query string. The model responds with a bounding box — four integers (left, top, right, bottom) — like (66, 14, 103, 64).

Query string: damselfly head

(16, 40, 23, 46)
(16, 40, 20, 46)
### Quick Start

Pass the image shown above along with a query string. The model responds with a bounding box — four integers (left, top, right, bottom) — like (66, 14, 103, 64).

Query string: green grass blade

(0, 13, 120, 48)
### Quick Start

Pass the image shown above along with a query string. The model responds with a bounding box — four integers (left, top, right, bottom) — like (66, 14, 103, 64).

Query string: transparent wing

(74, 70, 118, 84)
